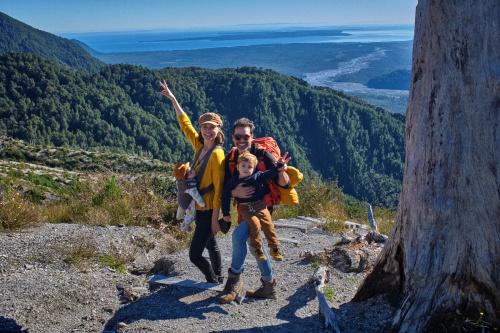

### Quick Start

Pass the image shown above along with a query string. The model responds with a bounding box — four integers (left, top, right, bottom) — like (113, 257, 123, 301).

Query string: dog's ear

(173, 163, 188, 180)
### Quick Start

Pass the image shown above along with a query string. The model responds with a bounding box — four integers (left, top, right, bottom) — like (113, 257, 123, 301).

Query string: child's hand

(277, 152, 291, 172)
(223, 216, 231, 222)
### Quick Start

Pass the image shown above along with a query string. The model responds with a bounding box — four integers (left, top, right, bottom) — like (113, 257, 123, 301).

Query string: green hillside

(0, 52, 404, 206)
(0, 11, 103, 72)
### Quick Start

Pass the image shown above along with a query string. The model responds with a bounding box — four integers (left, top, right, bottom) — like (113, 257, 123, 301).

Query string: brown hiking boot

(270, 247, 283, 261)
(246, 278, 277, 300)
(252, 246, 266, 261)
(219, 269, 245, 304)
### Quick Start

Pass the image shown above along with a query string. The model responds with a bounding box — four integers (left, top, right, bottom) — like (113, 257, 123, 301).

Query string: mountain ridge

(0, 11, 103, 71)
(0, 52, 404, 206)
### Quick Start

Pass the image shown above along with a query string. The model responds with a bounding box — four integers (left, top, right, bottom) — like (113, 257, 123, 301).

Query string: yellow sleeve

(209, 147, 225, 210)
(177, 113, 202, 151)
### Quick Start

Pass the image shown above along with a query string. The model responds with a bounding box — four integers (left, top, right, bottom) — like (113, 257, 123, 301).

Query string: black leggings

(189, 210, 222, 282)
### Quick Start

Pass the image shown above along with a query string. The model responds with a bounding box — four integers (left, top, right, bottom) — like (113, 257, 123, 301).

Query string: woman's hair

(197, 127, 225, 145)
(232, 118, 255, 135)
(237, 151, 258, 168)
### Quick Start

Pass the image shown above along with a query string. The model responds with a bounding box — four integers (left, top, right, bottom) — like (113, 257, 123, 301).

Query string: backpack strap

(192, 145, 221, 195)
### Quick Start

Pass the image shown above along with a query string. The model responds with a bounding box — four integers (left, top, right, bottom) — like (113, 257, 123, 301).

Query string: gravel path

(0, 220, 395, 333)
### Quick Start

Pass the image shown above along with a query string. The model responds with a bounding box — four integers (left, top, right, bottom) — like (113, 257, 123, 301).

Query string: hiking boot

(219, 269, 245, 304)
(252, 246, 266, 261)
(246, 278, 277, 300)
(270, 247, 283, 261)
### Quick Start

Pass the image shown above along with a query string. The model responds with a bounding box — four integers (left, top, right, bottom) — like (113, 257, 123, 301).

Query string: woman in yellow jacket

(160, 80, 225, 283)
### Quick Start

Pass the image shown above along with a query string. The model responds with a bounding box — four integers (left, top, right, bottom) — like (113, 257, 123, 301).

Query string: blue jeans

(230, 221, 273, 281)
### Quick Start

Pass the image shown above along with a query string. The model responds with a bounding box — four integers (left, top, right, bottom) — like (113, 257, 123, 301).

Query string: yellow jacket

(177, 113, 225, 211)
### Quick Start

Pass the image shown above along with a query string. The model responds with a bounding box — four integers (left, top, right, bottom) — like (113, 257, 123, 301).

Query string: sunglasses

(234, 134, 251, 141)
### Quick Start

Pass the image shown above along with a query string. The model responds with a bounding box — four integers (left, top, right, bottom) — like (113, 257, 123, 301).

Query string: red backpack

(228, 137, 282, 207)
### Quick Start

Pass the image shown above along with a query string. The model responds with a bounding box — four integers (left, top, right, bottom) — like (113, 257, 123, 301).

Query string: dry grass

(272, 178, 397, 235)
(273, 178, 349, 233)
(2, 171, 182, 249)
(62, 237, 138, 273)
(345, 199, 397, 234)
(2, 161, 397, 240)
(63, 241, 98, 271)
(371, 207, 397, 235)
(0, 190, 44, 231)
(43, 174, 178, 229)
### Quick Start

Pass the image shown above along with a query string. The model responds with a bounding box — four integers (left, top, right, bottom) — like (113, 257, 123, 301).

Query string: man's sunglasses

(234, 134, 251, 141)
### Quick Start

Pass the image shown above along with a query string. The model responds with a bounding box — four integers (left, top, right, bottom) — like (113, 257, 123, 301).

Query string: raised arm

(261, 150, 291, 187)
(276, 152, 291, 187)
(256, 152, 292, 183)
(160, 80, 200, 150)
(160, 80, 185, 117)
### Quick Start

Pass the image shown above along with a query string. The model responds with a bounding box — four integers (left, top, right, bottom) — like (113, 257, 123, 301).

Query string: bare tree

(354, 0, 500, 331)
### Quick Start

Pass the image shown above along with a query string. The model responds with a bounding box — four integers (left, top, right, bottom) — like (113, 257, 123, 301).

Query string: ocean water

(62, 25, 414, 53)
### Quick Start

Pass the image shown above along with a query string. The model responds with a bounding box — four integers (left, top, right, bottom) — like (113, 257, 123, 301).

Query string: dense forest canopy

(0, 52, 404, 206)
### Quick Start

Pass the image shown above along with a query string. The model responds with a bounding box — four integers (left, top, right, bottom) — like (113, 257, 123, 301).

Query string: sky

(0, 0, 416, 34)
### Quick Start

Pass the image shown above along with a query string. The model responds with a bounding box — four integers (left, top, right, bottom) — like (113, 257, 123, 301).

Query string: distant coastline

(139, 29, 349, 43)
(65, 25, 413, 114)
(63, 25, 413, 53)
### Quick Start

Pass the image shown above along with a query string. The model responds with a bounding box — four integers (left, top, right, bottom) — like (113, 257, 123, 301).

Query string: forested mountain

(0, 11, 103, 71)
(0, 52, 404, 206)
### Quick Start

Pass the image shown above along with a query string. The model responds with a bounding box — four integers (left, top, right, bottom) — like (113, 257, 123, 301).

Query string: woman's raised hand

(160, 80, 175, 100)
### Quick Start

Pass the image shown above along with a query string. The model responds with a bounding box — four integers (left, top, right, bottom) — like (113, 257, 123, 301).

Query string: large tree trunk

(354, 0, 500, 331)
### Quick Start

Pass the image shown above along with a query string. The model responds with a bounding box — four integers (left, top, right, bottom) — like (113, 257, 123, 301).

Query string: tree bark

(354, 0, 500, 331)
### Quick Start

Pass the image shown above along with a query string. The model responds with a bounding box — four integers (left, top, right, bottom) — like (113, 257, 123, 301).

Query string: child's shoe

(270, 247, 283, 261)
(180, 220, 192, 232)
(253, 246, 266, 261)
(176, 206, 185, 220)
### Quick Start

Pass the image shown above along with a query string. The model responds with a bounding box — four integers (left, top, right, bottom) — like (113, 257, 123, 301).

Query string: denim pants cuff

(261, 274, 273, 282)
(230, 266, 244, 274)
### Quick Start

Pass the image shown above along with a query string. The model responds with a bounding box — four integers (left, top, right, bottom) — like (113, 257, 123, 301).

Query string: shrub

(63, 242, 98, 270)
(324, 286, 336, 303)
(92, 176, 122, 206)
(0, 190, 44, 230)
(24, 187, 46, 203)
(45, 201, 88, 224)
(98, 254, 128, 274)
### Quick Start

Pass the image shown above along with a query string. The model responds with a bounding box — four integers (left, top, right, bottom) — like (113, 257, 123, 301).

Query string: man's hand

(232, 183, 254, 199)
